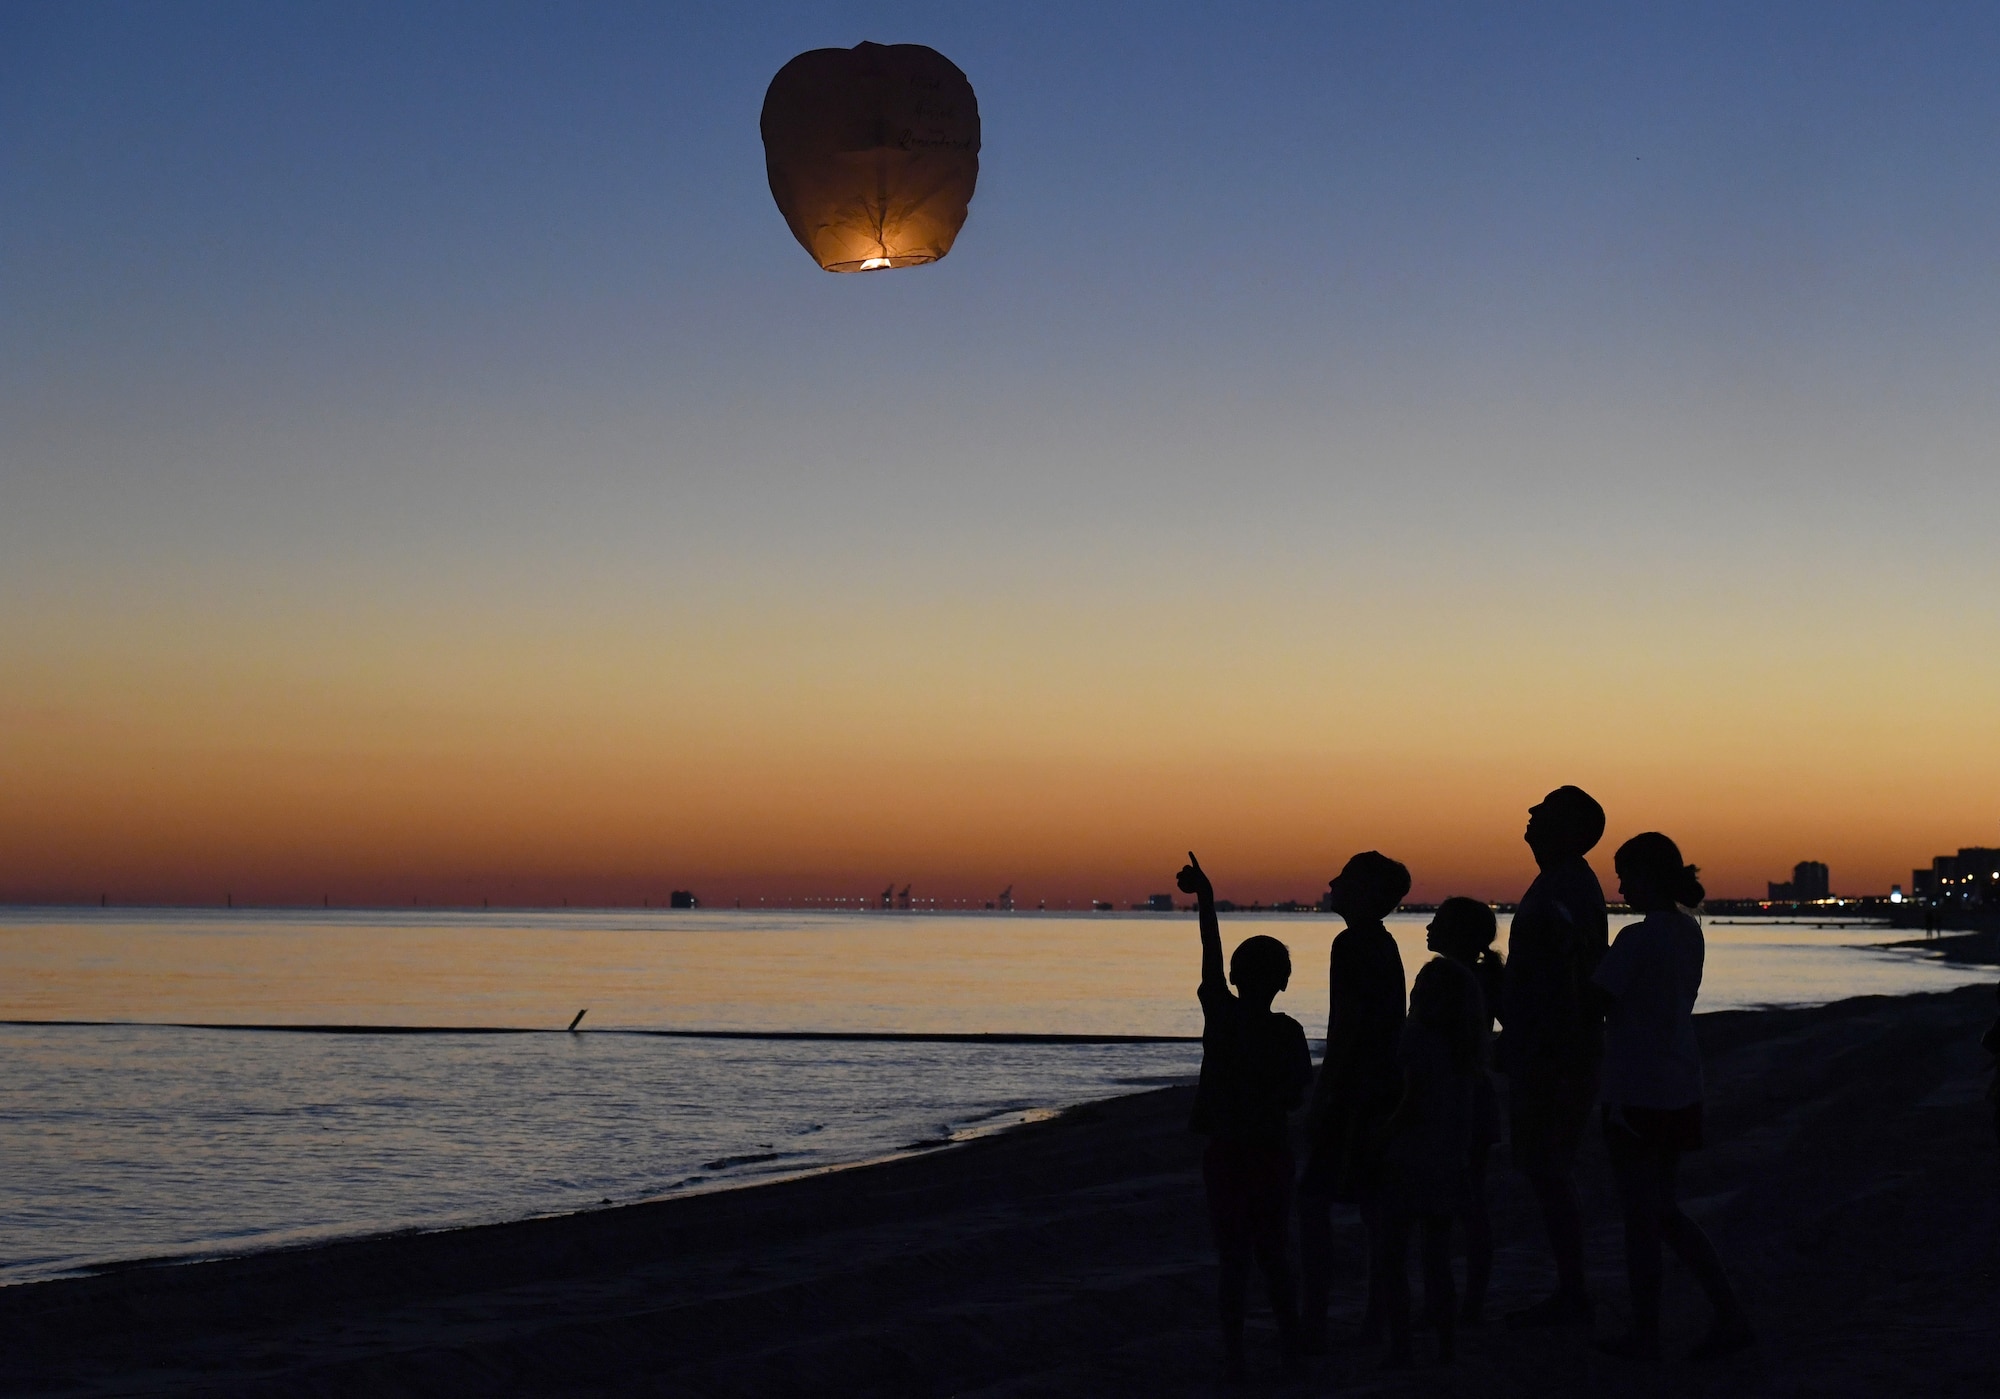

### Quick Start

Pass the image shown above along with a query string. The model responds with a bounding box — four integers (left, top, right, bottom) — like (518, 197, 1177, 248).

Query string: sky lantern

(760, 41, 980, 273)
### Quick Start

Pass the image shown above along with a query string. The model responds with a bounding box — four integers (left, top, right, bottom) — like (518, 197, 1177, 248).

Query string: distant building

(1767, 861, 1830, 901)
(1795, 861, 1829, 900)
(1917, 847, 2000, 912)
(669, 890, 698, 909)
(1139, 893, 1175, 912)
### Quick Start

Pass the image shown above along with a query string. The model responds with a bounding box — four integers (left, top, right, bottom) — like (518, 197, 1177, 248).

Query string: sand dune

(5, 984, 1997, 1397)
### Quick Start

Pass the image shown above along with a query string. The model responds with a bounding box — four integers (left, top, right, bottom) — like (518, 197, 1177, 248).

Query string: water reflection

(0, 909, 1984, 1285)
(0, 908, 1984, 1033)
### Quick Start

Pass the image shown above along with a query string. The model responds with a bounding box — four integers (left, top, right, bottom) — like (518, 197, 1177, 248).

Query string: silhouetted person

(1297, 851, 1410, 1350)
(1178, 853, 1313, 1379)
(1500, 785, 1608, 1327)
(1377, 955, 1486, 1366)
(1592, 832, 1753, 1362)
(1425, 896, 1503, 1325)
(1983, 981, 2000, 1150)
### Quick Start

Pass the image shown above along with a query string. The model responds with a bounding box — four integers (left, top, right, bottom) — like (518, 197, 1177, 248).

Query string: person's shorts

(1601, 1101, 1704, 1153)
(1202, 1139, 1295, 1257)
(1473, 1070, 1502, 1149)
(1378, 1158, 1469, 1219)
(1297, 1098, 1393, 1204)
(1507, 1065, 1598, 1175)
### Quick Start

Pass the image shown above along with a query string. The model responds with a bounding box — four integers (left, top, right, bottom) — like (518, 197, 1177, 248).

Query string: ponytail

(1672, 862, 1705, 909)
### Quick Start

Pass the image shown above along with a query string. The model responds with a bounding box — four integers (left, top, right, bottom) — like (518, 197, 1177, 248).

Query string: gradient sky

(4, 2, 1999, 906)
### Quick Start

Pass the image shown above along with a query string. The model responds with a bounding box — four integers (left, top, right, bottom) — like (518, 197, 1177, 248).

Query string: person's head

(1426, 896, 1498, 963)
(1410, 958, 1481, 1071)
(1325, 851, 1411, 924)
(1525, 785, 1606, 865)
(1229, 934, 1292, 1007)
(1613, 831, 1705, 912)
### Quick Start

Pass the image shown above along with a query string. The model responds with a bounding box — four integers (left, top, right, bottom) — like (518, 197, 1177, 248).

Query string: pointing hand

(1176, 852, 1213, 900)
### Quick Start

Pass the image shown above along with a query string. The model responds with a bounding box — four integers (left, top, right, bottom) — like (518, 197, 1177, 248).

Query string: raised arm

(1177, 853, 1224, 998)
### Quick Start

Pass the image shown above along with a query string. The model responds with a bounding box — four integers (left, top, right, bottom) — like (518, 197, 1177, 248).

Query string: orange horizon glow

(7, 575, 1992, 907)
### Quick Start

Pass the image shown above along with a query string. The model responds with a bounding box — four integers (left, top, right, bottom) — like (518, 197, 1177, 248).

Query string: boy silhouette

(1179, 853, 1313, 1379)
(1297, 850, 1411, 1349)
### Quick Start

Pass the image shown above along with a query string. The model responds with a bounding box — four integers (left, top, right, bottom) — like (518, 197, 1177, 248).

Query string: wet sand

(5, 984, 1997, 1397)
(1886, 929, 2000, 966)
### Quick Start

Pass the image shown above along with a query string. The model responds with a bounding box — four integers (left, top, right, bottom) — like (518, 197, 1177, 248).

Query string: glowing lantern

(760, 41, 980, 273)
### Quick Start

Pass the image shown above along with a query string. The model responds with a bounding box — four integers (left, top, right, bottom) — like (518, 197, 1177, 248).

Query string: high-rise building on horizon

(1768, 860, 1830, 902)
(1915, 848, 2000, 911)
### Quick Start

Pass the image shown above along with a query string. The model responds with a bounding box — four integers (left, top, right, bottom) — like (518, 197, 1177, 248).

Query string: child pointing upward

(1179, 853, 1313, 1380)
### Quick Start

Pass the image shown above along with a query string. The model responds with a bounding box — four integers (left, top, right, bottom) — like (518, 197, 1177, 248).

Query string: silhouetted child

(1178, 853, 1313, 1379)
(1377, 955, 1486, 1365)
(1425, 896, 1504, 1324)
(1591, 832, 1753, 1363)
(1297, 851, 1410, 1350)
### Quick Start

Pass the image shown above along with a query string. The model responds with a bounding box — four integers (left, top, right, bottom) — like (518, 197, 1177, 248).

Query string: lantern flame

(859, 257, 894, 270)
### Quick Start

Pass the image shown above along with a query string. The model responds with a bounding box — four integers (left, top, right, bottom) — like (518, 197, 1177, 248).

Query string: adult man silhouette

(1499, 785, 1608, 1327)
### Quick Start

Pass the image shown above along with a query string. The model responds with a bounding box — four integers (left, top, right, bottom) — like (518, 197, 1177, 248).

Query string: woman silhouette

(1591, 832, 1753, 1362)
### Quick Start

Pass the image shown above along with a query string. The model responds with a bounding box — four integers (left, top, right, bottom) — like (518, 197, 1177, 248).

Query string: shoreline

(9, 1102, 1076, 1293)
(1884, 929, 2000, 966)
(6, 984, 1997, 1397)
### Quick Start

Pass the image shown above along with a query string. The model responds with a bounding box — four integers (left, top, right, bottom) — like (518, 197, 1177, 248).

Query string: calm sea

(0, 907, 1984, 1285)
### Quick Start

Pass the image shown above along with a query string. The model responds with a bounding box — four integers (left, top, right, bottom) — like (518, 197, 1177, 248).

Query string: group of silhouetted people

(1182, 784, 1756, 1379)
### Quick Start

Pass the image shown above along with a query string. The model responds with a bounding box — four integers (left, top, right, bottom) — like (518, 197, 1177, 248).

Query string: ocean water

(0, 907, 1986, 1285)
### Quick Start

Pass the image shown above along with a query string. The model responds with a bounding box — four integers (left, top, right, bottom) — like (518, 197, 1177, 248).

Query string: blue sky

(4, 3, 1999, 901)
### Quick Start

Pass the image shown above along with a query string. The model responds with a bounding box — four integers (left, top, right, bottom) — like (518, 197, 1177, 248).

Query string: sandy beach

(5, 983, 1996, 1398)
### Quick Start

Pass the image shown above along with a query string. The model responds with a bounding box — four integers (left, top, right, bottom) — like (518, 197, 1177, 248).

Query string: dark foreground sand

(6, 985, 1998, 1398)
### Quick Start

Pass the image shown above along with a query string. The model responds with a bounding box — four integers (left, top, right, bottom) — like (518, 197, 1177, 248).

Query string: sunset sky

(5, 2, 1999, 906)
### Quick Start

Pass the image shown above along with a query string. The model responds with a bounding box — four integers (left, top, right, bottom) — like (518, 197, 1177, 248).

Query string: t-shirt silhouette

(1320, 920, 1408, 1112)
(1500, 856, 1608, 1078)
(1593, 908, 1706, 1110)
(1191, 982, 1313, 1149)
(1382, 1014, 1477, 1204)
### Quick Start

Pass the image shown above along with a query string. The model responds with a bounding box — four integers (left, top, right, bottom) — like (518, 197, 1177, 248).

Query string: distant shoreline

(0, 1018, 1198, 1044)
(0, 900, 1914, 918)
